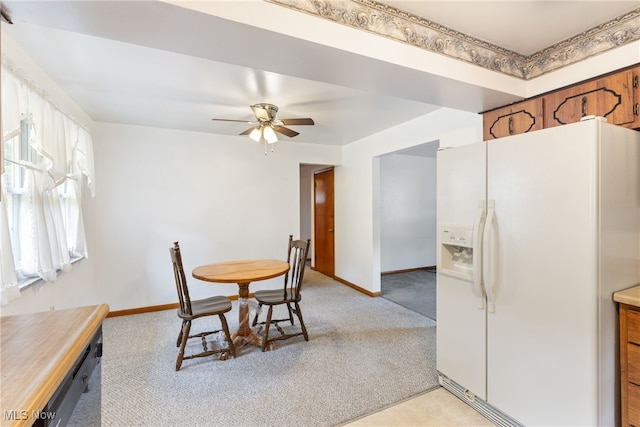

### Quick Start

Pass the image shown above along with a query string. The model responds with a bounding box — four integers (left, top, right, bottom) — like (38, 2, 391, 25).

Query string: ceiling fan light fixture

(249, 127, 262, 142)
(263, 125, 278, 144)
(211, 103, 314, 153)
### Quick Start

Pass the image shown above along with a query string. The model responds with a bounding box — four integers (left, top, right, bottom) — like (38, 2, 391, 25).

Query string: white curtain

(1, 60, 95, 304)
(62, 177, 88, 258)
(0, 182, 19, 305)
(17, 168, 57, 281)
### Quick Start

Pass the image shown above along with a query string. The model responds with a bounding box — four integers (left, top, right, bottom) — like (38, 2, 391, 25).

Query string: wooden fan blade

(274, 126, 299, 138)
(211, 118, 254, 123)
(239, 126, 259, 136)
(280, 118, 314, 126)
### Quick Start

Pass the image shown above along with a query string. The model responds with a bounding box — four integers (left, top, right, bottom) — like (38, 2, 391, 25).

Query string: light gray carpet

(72, 269, 438, 426)
(381, 269, 437, 320)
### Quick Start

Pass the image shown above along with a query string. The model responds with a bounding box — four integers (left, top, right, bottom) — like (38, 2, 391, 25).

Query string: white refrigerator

(436, 117, 640, 426)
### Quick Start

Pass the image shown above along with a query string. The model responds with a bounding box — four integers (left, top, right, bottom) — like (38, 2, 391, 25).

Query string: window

(4, 119, 33, 279)
(3, 117, 83, 285)
(1, 61, 95, 300)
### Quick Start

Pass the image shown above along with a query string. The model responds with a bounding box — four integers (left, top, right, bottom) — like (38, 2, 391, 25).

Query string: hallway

(381, 268, 436, 320)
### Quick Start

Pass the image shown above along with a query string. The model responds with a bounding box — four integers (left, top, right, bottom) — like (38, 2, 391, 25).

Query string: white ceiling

(1, 1, 638, 147)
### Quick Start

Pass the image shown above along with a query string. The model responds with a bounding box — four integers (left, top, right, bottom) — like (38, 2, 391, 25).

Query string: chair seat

(170, 241, 236, 370)
(179, 295, 232, 319)
(252, 236, 310, 352)
(254, 288, 299, 305)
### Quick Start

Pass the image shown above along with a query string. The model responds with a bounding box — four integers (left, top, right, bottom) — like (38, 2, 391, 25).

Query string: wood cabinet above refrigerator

(544, 69, 635, 129)
(482, 98, 544, 140)
(482, 64, 640, 140)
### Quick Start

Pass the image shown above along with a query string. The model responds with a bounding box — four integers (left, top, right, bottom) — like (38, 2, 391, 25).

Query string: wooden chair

(170, 242, 235, 370)
(251, 235, 311, 351)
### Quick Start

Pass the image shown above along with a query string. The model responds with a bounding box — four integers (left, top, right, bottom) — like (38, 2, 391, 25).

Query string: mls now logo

(4, 410, 56, 421)
(32, 411, 57, 421)
(4, 410, 28, 421)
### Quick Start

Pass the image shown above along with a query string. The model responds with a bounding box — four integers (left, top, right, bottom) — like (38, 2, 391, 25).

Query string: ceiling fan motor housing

(251, 103, 279, 122)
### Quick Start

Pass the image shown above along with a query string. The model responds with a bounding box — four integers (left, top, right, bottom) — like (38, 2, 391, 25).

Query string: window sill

(18, 256, 85, 292)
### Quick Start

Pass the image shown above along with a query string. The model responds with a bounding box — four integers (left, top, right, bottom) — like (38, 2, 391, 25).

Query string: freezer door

(436, 142, 487, 400)
(485, 120, 600, 425)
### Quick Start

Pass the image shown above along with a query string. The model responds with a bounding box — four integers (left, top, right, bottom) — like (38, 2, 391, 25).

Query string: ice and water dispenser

(440, 225, 474, 281)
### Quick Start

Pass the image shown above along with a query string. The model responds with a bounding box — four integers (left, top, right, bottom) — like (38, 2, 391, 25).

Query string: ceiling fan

(211, 103, 314, 145)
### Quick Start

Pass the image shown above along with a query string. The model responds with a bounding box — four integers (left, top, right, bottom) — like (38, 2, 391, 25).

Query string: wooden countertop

(614, 285, 640, 307)
(0, 304, 109, 426)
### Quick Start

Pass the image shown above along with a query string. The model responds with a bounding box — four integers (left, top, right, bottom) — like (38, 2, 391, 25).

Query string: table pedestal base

(232, 323, 274, 351)
(231, 331, 263, 347)
(191, 259, 290, 354)
(233, 284, 274, 351)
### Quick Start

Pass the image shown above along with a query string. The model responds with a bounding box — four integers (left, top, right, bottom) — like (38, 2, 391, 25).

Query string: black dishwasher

(34, 326, 103, 427)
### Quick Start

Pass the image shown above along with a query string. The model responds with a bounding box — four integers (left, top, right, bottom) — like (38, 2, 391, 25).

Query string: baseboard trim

(107, 268, 385, 318)
(333, 275, 381, 297)
(381, 265, 436, 276)
(308, 268, 380, 297)
(106, 294, 244, 318)
(107, 303, 179, 318)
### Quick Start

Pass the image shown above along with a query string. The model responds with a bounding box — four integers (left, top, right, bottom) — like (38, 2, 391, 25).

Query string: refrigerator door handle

(471, 200, 486, 309)
(483, 200, 497, 313)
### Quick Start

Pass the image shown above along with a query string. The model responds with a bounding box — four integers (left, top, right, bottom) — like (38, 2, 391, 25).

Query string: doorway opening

(299, 164, 335, 274)
(377, 140, 439, 320)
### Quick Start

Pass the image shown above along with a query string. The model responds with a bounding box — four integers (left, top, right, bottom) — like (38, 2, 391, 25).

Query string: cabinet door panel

(628, 343, 640, 385)
(629, 65, 640, 130)
(628, 310, 640, 345)
(622, 305, 640, 427)
(545, 70, 634, 127)
(482, 98, 544, 140)
(629, 382, 640, 426)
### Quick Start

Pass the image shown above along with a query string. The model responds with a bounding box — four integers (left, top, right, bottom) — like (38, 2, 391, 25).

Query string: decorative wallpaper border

(266, 0, 640, 79)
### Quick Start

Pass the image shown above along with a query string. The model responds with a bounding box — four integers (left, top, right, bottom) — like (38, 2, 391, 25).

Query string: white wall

(335, 109, 482, 294)
(379, 154, 437, 272)
(2, 119, 341, 314)
(90, 124, 341, 312)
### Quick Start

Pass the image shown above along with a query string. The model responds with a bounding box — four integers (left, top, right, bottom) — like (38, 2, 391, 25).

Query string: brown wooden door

(314, 168, 334, 277)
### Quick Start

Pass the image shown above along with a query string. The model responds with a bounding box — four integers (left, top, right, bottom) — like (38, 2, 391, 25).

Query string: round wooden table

(192, 259, 289, 348)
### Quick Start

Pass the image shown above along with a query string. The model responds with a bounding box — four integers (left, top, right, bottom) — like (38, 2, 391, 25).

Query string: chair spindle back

(285, 235, 310, 298)
(170, 241, 192, 316)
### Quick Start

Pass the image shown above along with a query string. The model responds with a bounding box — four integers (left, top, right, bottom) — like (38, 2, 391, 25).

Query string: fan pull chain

(263, 139, 276, 155)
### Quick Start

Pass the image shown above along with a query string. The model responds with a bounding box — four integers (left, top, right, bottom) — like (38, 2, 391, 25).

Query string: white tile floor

(345, 387, 495, 426)
(375, 272, 494, 425)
